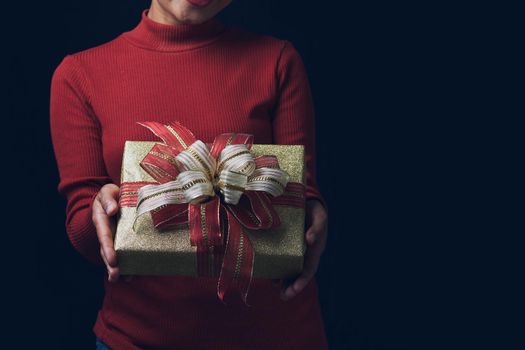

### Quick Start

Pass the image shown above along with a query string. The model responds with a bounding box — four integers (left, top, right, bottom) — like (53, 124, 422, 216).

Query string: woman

(50, 1, 329, 349)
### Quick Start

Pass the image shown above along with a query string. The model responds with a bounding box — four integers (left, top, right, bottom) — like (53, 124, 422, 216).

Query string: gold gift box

(115, 141, 306, 279)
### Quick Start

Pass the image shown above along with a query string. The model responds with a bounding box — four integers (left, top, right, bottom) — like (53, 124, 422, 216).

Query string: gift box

(114, 121, 307, 303)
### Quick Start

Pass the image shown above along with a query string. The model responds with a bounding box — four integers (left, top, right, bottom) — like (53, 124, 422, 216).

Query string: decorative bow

(128, 121, 293, 304)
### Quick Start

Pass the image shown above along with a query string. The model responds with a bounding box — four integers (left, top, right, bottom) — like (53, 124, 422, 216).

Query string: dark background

(3, 1, 514, 349)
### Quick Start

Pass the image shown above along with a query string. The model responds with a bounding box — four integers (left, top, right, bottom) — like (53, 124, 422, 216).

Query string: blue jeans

(96, 338, 111, 350)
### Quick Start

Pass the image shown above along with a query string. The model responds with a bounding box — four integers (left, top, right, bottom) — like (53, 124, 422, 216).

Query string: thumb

(105, 200, 118, 216)
(99, 184, 120, 216)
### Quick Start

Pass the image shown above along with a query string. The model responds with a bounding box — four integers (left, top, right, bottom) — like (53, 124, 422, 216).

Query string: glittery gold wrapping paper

(114, 141, 306, 279)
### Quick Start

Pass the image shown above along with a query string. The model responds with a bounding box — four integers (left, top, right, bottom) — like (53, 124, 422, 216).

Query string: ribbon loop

(134, 180, 186, 230)
(246, 167, 290, 197)
(140, 143, 181, 183)
(218, 170, 248, 205)
(175, 140, 216, 180)
(138, 121, 197, 152)
(217, 144, 256, 175)
(176, 170, 215, 205)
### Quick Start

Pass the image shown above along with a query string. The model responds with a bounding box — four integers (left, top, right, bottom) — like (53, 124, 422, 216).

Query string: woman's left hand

(279, 198, 328, 301)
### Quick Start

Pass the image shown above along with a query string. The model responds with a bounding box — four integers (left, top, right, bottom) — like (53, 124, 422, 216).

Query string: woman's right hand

(92, 184, 121, 282)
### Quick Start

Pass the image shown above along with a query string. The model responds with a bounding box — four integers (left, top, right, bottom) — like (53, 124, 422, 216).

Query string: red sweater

(50, 9, 328, 350)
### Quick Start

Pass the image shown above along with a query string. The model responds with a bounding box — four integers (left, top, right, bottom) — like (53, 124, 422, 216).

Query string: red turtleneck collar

(122, 9, 227, 52)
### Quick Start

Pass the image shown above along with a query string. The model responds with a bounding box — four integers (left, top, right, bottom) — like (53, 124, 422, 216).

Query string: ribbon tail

(137, 121, 197, 151)
(188, 197, 223, 277)
(151, 204, 188, 229)
(217, 209, 255, 306)
(227, 191, 281, 230)
(210, 133, 254, 159)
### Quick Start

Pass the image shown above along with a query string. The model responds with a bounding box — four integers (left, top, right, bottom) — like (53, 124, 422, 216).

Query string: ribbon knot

(173, 141, 265, 206)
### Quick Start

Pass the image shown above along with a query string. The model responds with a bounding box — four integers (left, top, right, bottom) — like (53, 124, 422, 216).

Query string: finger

(107, 265, 120, 283)
(306, 223, 328, 248)
(99, 246, 120, 282)
(305, 216, 328, 247)
(92, 200, 118, 269)
(306, 225, 320, 245)
(98, 184, 120, 217)
(93, 185, 121, 283)
(280, 265, 316, 301)
(281, 243, 324, 301)
(281, 275, 312, 301)
(280, 277, 295, 290)
(306, 199, 328, 226)
(100, 246, 109, 266)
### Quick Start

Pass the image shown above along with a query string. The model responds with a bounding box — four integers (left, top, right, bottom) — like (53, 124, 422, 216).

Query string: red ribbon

(119, 121, 305, 305)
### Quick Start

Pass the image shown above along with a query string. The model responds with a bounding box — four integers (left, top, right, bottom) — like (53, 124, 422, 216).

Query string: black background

(3, 1, 515, 349)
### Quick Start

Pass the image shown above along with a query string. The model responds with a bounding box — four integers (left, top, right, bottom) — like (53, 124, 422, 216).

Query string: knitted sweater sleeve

(272, 41, 328, 211)
(50, 55, 111, 266)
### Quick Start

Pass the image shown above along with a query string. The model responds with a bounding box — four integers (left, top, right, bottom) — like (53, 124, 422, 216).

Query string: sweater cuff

(305, 186, 328, 214)
(66, 192, 105, 267)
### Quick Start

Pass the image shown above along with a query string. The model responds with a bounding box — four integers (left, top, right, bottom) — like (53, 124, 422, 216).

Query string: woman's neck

(122, 9, 227, 52)
(148, 1, 184, 25)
